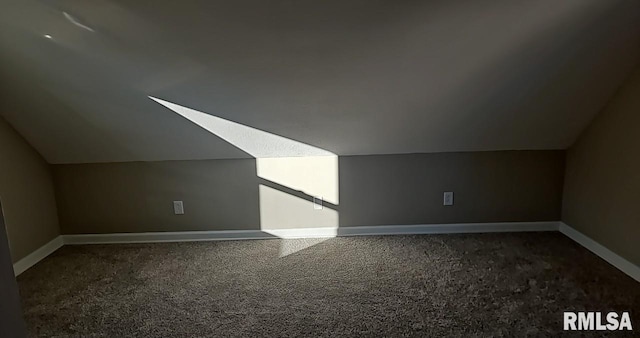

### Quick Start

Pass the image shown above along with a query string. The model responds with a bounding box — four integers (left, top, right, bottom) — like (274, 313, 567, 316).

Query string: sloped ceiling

(0, 0, 639, 163)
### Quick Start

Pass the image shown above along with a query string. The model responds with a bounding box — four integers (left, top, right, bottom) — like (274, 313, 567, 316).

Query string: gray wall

(54, 159, 261, 234)
(339, 151, 564, 226)
(562, 66, 640, 266)
(53, 150, 564, 234)
(0, 117, 59, 263)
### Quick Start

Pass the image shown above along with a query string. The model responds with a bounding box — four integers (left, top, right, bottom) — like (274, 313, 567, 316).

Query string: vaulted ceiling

(1, 0, 639, 163)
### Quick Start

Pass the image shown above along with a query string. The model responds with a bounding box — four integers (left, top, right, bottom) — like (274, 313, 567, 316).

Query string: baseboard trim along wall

(62, 221, 560, 244)
(12, 221, 560, 275)
(336, 221, 560, 236)
(12, 236, 64, 276)
(63, 229, 276, 244)
(13, 221, 640, 283)
(559, 222, 640, 283)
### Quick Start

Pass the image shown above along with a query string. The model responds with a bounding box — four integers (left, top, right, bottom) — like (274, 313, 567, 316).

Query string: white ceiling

(1, 0, 639, 163)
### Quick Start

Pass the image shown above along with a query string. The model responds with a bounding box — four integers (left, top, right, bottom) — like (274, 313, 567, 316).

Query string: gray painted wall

(562, 66, 640, 266)
(0, 117, 60, 262)
(339, 151, 564, 226)
(0, 203, 27, 338)
(53, 150, 564, 234)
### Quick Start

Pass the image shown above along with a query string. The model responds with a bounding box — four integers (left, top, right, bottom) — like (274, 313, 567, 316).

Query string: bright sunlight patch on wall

(149, 96, 339, 257)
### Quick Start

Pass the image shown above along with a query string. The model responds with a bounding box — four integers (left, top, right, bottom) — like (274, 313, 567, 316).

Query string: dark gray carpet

(17, 233, 640, 337)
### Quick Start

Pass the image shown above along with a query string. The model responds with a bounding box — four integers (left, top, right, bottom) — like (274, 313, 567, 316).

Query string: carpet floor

(17, 232, 640, 337)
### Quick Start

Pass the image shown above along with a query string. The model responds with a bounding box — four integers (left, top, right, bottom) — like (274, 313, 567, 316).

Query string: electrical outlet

(313, 196, 323, 210)
(443, 192, 454, 206)
(173, 201, 184, 215)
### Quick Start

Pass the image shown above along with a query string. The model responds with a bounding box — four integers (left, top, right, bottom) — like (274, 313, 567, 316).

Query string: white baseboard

(338, 221, 560, 236)
(62, 221, 559, 245)
(14, 222, 639, 283)
(263, 227, 339, 239)
(63, 229, 274, 244)
(13, 236, 64, 276)
(559, 222, 640, 283)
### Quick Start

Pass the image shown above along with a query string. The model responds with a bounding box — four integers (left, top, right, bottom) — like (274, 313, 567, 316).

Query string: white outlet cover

(173, 201, 184, 215)
(443, 192, 454, 206)
(313, 196, 323, 210)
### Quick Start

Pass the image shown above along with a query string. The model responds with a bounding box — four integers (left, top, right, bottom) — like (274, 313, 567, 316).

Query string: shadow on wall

(149, 97, 339, 256)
